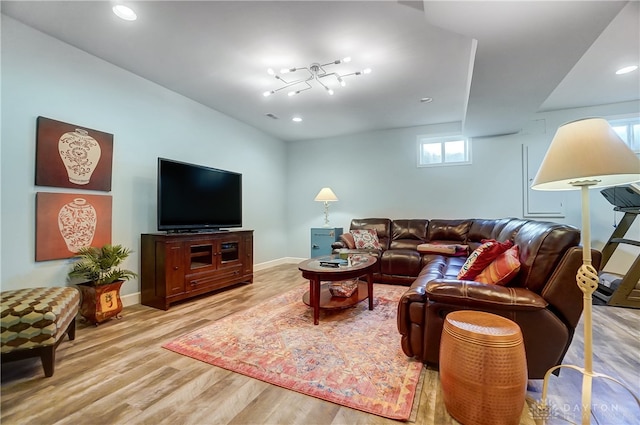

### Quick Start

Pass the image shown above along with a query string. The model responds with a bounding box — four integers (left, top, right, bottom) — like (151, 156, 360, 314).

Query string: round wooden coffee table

(298, 254, 377, 325)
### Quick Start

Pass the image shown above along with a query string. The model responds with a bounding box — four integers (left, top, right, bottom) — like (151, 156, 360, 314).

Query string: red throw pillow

(475, 245, 521, 285)
(457, 239, 513, 280)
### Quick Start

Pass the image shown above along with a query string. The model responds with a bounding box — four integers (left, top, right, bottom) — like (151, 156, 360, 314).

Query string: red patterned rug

(162, 283, 423, 421)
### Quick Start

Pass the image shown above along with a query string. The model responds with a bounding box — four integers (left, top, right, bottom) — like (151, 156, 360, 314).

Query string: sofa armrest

(331, 241, 345, 249)
(541, 247, 601, 329)
(425, 279, 548, 311)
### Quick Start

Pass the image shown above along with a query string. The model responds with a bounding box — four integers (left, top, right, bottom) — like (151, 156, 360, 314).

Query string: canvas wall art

(36, 192, 112, 261)
(35, 116, 114, 191)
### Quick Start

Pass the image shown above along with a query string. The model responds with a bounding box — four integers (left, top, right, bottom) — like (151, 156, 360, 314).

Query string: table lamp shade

(532, 118, 640, 191)
(315, 187, 339, 202)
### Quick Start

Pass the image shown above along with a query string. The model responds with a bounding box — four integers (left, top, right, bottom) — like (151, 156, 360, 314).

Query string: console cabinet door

(217, 236, 241, 270)
(165, 242, 185, 296)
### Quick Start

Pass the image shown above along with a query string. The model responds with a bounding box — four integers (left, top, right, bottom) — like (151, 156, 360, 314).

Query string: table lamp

(531, 117, 640, 424)
(314, 187, 338, 227)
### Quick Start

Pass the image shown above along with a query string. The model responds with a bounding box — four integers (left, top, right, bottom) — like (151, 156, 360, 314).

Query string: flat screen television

(157, 158, 242, 232)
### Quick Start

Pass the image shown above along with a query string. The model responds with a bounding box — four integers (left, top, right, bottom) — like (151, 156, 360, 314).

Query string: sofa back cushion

(496, 219, 529, 242)
(509, 221, 580, 293)
(467, 218, 514, 250)
(349, 218, 392, 251)
(390, 219, 429, 250)
(427, 219, 471, 243)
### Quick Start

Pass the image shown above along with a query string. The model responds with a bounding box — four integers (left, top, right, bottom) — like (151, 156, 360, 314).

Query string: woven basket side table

(439, 310, 527, 425)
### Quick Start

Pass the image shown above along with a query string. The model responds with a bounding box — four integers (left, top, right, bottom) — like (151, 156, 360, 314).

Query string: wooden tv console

(140, 230, 253, 310)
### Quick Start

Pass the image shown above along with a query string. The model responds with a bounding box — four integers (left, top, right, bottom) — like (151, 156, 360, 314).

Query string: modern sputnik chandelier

(263, 57, 372, 97)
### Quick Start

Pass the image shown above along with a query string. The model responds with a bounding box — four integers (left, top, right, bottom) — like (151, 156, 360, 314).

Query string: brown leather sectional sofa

(332, 217, 601, 379)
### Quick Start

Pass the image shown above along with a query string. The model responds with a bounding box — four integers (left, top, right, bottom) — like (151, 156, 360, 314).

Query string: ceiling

(1, 1, 639, 142)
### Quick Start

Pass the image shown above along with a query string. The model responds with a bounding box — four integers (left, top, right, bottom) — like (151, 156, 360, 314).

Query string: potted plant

(68, 244, 137, 325)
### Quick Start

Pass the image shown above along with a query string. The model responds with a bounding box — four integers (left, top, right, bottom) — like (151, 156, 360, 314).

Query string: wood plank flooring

(2, 264, 638, 425)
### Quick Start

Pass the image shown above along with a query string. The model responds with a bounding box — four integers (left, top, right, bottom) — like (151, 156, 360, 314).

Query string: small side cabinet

(310, 227, 343, 258)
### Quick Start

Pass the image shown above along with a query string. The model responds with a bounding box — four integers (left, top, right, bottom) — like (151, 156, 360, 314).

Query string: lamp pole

(539, 182, 639, 424)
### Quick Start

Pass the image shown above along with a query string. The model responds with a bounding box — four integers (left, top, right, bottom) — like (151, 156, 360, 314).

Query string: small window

(418, 136, 471, 167)
(609, 117, 640, 153)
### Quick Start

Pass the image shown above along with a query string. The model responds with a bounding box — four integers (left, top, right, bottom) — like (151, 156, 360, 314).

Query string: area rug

(162, 283, 423, 421)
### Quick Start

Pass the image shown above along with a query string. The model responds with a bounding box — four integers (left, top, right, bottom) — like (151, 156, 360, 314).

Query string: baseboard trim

(121, 292, 140, 307)
(124, 257, 307, 307)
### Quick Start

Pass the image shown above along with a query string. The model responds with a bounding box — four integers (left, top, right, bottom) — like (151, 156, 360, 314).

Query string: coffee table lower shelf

(302, 281, 369, 309)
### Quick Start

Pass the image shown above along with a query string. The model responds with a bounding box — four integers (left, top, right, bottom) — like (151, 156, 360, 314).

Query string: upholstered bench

(1, 287, 80, 377)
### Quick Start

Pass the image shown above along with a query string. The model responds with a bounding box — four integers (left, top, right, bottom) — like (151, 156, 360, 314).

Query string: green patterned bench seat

(1, 287, 80, 377)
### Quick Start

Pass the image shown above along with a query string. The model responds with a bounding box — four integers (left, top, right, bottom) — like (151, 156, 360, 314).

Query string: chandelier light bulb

(327, 88, 334, 95)
(288, 91, 298, 96)
(363, 68, 372, 74)
(338, 77, 346, 87)
(292, 117, 303, 122)
(342, 56, 352, 63)
(267, 68, 275, 75)
(263, 90, 273, 97)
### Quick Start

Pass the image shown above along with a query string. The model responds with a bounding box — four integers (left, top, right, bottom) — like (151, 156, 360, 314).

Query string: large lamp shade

(532, 118, 640, 191)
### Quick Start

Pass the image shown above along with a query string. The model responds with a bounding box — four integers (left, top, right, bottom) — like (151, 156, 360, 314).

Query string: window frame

(417, 135, 471, 168)
(608, 115, 640, 154)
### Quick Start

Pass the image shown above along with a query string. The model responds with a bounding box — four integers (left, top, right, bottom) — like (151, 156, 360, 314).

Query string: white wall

(1, 16, 289, 295)
(286, 101, 640, 276)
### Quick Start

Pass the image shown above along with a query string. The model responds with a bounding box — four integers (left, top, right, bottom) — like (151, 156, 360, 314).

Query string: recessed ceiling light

(292, 117, 303, 122)
(112, 4, 137, 21)
(616, 65, 638, 75)
(420, 97, 433, 103)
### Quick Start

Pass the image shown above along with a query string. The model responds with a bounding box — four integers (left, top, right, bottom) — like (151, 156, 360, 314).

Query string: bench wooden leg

(40, 346, 55, 378)
(67, 318, 77, 341)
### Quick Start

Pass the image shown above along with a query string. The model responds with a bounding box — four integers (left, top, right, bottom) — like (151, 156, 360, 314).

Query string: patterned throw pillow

(457, 239, 514, 280)
(417, 243, 469, 256)
(475, 245, 521, 285)
(350, 229, 382, 250)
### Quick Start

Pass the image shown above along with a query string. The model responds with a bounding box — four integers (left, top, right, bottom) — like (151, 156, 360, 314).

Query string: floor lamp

(531, 118, 640, 424)
(314, 187, 338, 227)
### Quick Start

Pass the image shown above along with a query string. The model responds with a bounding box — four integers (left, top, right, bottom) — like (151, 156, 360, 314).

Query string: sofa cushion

(381, 249, 422, 277)
(475, 245, 521, 285)
(467, 218, 514, 250)
(511, 221, 580, 292)
(390, 219, 428, 248)
(351, 229, 382, 250)
(427, 219, 471, 242)
(349, 218, 391, 250)
(457, 239, 513, 280)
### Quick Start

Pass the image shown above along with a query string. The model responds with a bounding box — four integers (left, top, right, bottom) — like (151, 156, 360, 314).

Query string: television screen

(157, 158, 242, 231)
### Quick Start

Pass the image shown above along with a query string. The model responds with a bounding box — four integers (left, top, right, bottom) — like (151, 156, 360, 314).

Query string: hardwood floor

(2, 264, 638, 425)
